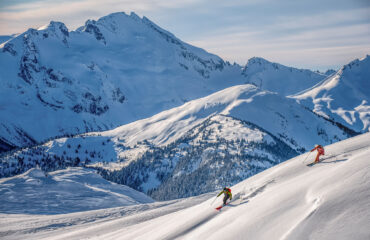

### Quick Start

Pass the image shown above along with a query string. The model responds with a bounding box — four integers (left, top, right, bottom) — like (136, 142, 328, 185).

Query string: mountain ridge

(242, 57, 327, 96)
(0, 84, 355, 199)
(292, 55, 370, 132)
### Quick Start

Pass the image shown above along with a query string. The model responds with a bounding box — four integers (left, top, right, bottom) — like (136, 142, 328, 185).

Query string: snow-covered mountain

(0, 12, 329, 153)
(292, 55, 370, 132)
(0, 167, 153, 214)
(0, 12, 244, 152)
(1, 133, 369, 240)
(242, 57, 327, 96)
(1, 84, 354, 199)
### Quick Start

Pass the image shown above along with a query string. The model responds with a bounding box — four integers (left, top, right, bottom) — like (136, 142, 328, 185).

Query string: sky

(0, 0, 369, 71)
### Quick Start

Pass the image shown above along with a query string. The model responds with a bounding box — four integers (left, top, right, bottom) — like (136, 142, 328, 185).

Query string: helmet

(223, 187, 227, 191)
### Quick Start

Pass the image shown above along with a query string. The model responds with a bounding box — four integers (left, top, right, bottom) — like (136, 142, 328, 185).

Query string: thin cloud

(189, 21, 370, 69)
(273, 7, 370, 32)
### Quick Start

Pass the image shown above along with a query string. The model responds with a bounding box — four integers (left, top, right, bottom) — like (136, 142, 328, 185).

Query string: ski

(307, 161, 319, 167)
(215, 203, 228, 211)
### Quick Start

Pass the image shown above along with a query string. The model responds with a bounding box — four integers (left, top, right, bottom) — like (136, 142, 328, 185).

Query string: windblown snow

(1, 133, 369, 240)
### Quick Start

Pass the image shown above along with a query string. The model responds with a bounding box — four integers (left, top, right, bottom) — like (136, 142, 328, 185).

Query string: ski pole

(302, 151, 311, 164)
(210, 196, 218, 206)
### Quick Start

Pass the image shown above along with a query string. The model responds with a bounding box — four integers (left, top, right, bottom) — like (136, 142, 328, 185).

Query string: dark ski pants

(223, 194, 230, 205)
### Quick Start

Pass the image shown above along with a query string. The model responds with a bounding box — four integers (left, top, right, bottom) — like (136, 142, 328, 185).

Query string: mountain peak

(77, 11, 176, 45)
(324, 69, 336, 76)
(244, 57, 287, 73)
(292, 55, 370, 132)
(89, 11, 180, 44)
(242, 57, 326, 96)
(45, 21, 69, 37)
(83, 11, 144, 31)
(246, 56, 271, 65)
(341, 54, 370, 72)
(93, 11, 139, 24)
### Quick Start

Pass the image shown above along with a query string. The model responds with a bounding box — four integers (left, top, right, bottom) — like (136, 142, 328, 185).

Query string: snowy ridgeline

(0, 132, 369, 240)
(97, 115, 298, 200)
(241, 57, 327, 96)
(0, 167, 153, 214)
(292, 55, 370, 132)
(0, 115, 298, 200)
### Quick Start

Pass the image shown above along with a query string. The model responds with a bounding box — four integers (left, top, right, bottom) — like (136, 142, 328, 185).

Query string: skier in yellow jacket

(217, 187, 232, 206)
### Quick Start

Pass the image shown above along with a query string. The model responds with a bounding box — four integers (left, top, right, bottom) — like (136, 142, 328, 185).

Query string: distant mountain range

(0, 12, 368, 200)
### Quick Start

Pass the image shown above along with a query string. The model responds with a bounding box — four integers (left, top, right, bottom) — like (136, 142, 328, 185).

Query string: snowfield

(0, 167, 153, 215)
(1, 132, 369, 240)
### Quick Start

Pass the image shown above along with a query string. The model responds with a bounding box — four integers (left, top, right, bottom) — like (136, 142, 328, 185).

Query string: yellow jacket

(217, 189, 232, 200)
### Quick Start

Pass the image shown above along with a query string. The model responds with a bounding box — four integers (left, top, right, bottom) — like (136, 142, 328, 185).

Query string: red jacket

(311, 145, 324, 155)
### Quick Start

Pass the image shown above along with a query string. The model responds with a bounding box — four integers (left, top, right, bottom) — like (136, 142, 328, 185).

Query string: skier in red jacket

(311, 144, 325, 163)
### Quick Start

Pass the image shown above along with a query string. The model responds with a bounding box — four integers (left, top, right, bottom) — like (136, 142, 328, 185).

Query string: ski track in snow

(163, 186, 268, 240)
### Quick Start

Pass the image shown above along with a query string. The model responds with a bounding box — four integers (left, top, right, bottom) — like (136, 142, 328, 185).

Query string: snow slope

(0, 167, 153, 214)
(242, 57, 326, 96)
(292, 55, 370, 132)
(1, 132, 369, 240)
